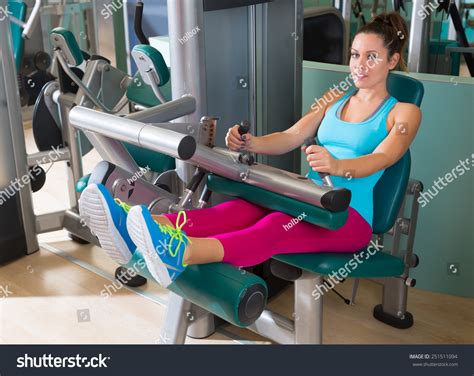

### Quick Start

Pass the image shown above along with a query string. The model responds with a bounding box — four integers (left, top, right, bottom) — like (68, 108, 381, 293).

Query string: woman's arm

(226, 90, 344, 155)
(305, 103, 422, 178)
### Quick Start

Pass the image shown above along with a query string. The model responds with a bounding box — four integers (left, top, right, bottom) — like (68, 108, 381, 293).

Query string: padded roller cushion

(123, 251, 268, 327)
(207, 174, 348, 230)
(50, 27, 84, 66)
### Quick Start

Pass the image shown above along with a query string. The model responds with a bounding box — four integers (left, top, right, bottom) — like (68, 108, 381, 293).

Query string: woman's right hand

(225, 124, 245, 151)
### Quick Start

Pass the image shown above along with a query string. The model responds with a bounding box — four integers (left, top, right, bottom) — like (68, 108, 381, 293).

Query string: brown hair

(355, 12, 409, 72)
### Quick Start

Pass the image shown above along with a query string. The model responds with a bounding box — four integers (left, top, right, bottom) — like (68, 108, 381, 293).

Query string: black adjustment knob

(238, 120, 251, 136)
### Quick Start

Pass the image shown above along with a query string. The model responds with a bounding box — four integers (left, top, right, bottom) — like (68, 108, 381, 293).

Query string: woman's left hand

(303, 145, 340, 175)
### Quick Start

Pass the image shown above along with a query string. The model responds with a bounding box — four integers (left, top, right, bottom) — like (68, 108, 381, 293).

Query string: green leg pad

(123, 250, 268, 328)
(124, 143, 175, 174)
(207, 174, 348, 230)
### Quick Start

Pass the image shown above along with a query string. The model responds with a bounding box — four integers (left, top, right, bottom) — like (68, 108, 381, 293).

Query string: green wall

(302, 61, 473, 298)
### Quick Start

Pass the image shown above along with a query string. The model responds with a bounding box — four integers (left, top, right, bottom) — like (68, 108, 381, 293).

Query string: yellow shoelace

(158, 211, 192, 264)
(115, 199, 191, 266)
(114, 198, 132, 214)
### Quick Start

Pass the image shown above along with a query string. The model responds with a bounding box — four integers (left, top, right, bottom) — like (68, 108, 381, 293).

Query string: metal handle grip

(134, 2, 149, 45)
(304, 137, 334, 187)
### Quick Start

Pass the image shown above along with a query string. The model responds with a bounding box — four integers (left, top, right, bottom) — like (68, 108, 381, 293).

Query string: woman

(79, 12, 421, 288)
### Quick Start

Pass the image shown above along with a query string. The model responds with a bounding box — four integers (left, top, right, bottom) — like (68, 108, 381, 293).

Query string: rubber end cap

(321, 188, 351, 212)
(177, 136, 196, 160)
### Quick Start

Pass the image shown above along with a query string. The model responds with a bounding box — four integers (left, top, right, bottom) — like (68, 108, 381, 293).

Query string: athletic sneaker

(127, 205, 190, 287)
(79, 184, 136, 264)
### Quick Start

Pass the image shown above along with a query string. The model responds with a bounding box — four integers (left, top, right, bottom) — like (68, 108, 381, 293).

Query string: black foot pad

(115, 266, 147, 287)
(373, 304, 413, 329)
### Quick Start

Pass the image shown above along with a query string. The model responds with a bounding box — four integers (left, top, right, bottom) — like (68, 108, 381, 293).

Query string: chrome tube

(69, 107, 196, 161)
(126, 96, 196, 124)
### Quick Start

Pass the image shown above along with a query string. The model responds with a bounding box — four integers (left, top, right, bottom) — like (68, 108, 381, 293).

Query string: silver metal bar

(35, 210, 65, 234)
(22, 0, 42, 40)
(167, 0, 207, 185)
(408, 0, 431, 72)
(69, 107, 196, 161)
(70, 107, 340, 209)
(350, 278, 360, 305)
(294, 272, 323, 344)
(63, 209, 101, 246)
(186, 308, 216, 339)
(27, 148, 71, 167)
(126, 96, 196, 124)
(58, 94, 84, 209)
(334, 0, 351, 63)
(161, 292, 193, 344)
(85, 132, 140, 175)
(248, 5, 258, 138)
(192, 146, 334, 207)
(247, 310, 295, 344)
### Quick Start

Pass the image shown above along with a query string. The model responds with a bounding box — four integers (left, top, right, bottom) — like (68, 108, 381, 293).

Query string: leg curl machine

(70, 73, 424, 344)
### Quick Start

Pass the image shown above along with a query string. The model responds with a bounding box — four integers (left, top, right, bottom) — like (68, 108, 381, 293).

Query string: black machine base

(373, 304, 414, 329)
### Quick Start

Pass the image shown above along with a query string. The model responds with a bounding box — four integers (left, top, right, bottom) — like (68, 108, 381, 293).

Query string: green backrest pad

(373, 74, 424, 234)
(124, 142, 175, 174)
(8, 1, 27, 71)
(123, 250, 268, 328)
(50, 27, 84, 67)
(207, 174, 348, 230)
(132, 44, 170, 87)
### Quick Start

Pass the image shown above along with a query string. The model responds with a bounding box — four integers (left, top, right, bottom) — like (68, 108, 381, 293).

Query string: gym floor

(0, 124, 472, 344)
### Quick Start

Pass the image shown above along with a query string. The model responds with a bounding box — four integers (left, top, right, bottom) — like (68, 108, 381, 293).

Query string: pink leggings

(163, 199, 372, 267)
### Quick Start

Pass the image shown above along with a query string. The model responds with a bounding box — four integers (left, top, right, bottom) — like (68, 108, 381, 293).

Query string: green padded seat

(273, 251, 405, 278)
(207, 174, 348, 230)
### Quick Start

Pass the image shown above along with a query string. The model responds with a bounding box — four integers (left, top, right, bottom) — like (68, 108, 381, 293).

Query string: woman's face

(349, 32, 399, 89)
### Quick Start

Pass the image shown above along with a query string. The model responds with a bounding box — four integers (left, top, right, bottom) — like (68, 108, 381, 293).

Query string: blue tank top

(306, 90, 398, 227)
